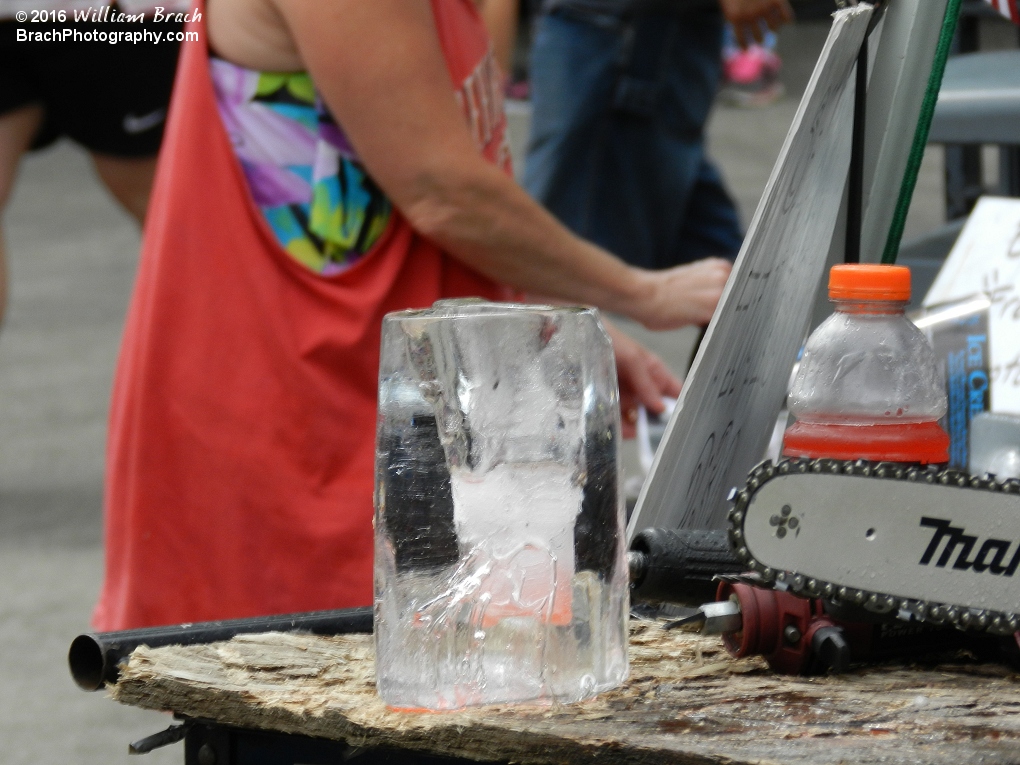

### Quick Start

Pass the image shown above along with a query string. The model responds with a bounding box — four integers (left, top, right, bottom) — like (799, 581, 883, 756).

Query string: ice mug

(374, 300, 629, 710)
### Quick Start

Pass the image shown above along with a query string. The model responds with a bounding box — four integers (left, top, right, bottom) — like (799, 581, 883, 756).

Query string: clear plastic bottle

(783, 264, 950, 464)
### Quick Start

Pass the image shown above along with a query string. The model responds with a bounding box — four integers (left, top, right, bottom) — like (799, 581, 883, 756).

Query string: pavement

(0, 18, 967, 765)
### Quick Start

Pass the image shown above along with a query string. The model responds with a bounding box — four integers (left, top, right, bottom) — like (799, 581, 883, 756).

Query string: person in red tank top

(94, 0, 734, 630)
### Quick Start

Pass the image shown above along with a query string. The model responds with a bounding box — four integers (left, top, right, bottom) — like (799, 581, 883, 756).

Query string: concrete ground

(0, 16, 1006, 765)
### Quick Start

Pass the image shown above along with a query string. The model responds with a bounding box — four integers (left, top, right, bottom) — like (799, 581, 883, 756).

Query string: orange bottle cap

(828, 264, 911, 302)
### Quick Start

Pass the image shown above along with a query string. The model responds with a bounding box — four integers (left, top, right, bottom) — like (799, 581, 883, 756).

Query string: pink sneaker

(721, 45, 784, 108)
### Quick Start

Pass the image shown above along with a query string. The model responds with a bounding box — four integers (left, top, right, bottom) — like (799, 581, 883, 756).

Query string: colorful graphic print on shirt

(211, 58, 392, 276)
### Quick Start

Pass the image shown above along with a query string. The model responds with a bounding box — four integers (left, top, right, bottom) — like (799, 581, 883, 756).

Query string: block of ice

(374, 301, 628, 710)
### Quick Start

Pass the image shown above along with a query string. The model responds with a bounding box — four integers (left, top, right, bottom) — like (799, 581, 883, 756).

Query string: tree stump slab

(111, 622, 1020, 765)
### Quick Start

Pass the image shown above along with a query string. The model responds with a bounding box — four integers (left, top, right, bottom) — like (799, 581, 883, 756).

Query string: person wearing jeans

(524, 0, 792, 270)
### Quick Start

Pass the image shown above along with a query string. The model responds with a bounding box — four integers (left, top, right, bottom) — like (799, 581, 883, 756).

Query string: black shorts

(0, 14, 182, 157)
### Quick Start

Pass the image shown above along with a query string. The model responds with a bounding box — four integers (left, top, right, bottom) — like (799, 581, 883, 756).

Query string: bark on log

(111, 622, 1020, 765)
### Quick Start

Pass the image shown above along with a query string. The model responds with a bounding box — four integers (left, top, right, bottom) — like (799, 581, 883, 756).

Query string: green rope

(880, 0, 963, 264)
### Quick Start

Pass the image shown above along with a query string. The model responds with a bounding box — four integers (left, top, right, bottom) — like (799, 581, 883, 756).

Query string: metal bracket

(129, 722, 190, 755)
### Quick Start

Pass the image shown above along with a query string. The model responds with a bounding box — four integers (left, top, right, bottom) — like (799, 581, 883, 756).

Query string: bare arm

(475, 0, 519, 76)
(267, 0, 730, 332)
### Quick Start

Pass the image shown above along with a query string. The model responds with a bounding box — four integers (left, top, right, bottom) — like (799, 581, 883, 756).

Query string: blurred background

(1, 4, 1018, 764)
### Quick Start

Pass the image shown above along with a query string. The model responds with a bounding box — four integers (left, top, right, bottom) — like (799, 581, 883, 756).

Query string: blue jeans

(523, 6, 743, 269)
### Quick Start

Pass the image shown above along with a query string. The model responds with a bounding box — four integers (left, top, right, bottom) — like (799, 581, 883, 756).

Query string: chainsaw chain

(727, 457, 1020, 636)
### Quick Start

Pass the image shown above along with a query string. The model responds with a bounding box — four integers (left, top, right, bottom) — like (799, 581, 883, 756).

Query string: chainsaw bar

(727, 458, 1020, 636)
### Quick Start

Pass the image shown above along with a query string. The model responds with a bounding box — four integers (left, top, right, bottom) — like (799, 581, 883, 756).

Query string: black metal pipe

(69, 606, 373, 692)
(845, 34, 867, 264)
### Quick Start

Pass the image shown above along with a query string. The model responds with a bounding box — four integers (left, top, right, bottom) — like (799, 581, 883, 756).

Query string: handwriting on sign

(982, 270, 1020, 322)
(684, 422, 741, 531)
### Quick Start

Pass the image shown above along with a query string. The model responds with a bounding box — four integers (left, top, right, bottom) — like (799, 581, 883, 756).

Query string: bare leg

(90, 152, 159, 226)
(0, 104, 46, 326)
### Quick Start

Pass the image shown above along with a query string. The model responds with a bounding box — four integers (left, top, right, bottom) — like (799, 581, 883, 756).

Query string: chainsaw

(725, 457, 1020, 637)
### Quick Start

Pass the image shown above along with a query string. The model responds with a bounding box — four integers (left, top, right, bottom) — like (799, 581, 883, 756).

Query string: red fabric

(94, 0, 508, 630)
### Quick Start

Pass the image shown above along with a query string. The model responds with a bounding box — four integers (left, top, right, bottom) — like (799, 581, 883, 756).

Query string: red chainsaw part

(717, 581, 845, 675)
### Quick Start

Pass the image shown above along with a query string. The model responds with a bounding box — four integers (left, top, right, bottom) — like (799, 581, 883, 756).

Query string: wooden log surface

(111, 622, 1020, 765)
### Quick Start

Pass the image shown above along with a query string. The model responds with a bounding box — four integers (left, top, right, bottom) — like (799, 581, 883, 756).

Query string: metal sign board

(628, 5, 873, 537)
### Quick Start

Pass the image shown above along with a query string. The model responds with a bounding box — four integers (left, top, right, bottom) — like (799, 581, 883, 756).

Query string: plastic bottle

(783, 264, 950, 464)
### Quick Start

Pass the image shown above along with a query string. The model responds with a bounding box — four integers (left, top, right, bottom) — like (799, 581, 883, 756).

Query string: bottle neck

(831, 298, 907, 315)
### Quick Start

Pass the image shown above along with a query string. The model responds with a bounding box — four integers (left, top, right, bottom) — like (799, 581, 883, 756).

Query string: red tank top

(94, 0, 510, 630)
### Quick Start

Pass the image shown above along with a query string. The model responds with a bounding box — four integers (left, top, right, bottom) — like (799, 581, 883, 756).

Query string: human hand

(603, 321, 683, 439)
(632, 257, 732, 332)
(718, 0, 794, 48)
